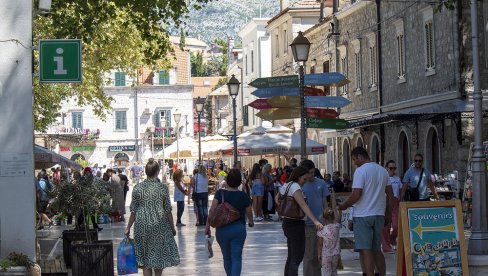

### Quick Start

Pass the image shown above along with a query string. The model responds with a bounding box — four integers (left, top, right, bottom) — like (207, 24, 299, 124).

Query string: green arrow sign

(249, 75, 299, 88)
(39, 39, 82, 83)
(306, 118, 350, 129)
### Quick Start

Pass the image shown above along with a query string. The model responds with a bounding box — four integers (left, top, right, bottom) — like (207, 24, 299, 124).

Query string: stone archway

(398, 131, 410, 177)
(114, 152, 130, 167)
(370, 134, 380, 164)
(342, 139, 351, 177)
(425, 127, 440, 174)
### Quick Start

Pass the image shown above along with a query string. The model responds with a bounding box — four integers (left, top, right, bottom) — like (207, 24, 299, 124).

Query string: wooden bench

(40, 259, 68, 276)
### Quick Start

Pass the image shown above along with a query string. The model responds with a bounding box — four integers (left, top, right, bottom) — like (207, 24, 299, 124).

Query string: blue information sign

(304, 96, 351, 108)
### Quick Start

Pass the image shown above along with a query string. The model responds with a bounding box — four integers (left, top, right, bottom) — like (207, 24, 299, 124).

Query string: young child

(317, 208, 342, 276)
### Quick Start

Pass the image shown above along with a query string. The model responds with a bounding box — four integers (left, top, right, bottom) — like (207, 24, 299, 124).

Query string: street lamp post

(290, 31, 311, 161)
(227, 75, 240, 166)
(161, 118, 166, 163)
(195, 97, 205, 166)
(173, 110, 182, 167)
(468, 0, 488, 255)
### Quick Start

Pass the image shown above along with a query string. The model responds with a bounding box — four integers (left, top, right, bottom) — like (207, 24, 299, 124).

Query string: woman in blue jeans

(206, 169, 254, 276)
(194, 165, 209, 225)
(278, 166, 323, 276)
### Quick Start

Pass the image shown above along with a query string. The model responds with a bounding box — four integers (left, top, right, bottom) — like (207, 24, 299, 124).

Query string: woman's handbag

(404, 168, 424, 201)
(277, 182, 305, 220)
(208, 189, 240, 228)
(192, 174, 198, 201)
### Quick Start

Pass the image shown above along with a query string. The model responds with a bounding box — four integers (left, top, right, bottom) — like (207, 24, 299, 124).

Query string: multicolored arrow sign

(306, 108, 339, 118)
(306, 118, 350, 129)
(267, 96, 300, 108)
(304, 72, 349, 86)
(256, 108, 340, 120)
(251, 87, 299, 98)
(304, 86, 327, 96)
(249, 75, 299, 88)
(305, 96, 352, 108)
(248, 99, 273, 110)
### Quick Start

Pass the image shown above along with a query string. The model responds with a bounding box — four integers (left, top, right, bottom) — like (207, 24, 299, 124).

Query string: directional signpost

(306, 118, 350, 129)
(39, 39, 82, 83)
(304, 86, 327, 96)
(305, 96, 352, 108)
(251, 87, 300, 98)
(249, 75, 299, 88)
(257, 107, 340, 121)
(248, 99, 273, 110)
(304, 72, 348, 86)
(267, 96, 300, 108)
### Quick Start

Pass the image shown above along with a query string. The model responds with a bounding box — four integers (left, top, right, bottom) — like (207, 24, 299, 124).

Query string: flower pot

(62, 230, 98, 267)
(0, 264, 40, 276)
(71, 240, 114, 276)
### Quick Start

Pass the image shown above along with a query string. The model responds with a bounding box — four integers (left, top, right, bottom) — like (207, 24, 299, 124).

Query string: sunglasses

(388, 167, 397, 170)
(414, 160, 423, 163)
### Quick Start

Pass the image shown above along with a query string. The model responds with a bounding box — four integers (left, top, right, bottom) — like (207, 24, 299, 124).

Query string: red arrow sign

(249, 99, 273, 110)
(306, 108, 339, 118)
(304, 87, 327, 96)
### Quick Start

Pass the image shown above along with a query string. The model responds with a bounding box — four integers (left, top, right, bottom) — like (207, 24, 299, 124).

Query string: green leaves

(33, 0, 214, 131)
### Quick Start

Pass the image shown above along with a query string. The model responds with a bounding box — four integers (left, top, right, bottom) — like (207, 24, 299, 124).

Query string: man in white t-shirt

(338, 147, 393, 276)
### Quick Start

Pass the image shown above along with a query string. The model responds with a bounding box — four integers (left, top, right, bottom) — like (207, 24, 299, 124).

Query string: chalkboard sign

(396, 200, 469, 276)
(331, 192, 354, 238)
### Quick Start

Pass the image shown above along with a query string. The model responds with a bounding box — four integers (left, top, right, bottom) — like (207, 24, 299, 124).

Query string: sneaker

(176, 223, 186, 227)
(254, 216, 264, 222)
(384, 250, 395, 254)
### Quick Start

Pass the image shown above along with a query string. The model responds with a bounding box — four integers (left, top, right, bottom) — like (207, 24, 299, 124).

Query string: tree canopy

(33, 0, 212, 131)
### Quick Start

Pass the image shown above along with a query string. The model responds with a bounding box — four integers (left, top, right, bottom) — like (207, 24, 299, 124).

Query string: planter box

(0, 264, 40, 276)
(62, 230, 98, 267)
(71, 240, 114, 276)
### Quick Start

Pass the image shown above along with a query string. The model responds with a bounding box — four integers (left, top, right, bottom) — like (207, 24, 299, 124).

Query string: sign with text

(304, 72, 348, 86)
(251, 87, 299, 98)
(267, 96, 300, 108)
(306, 108, 339, 119)
(305, 96, 351, 108)
(306, 118, 350, 129)
(248, 99, 273, 110)
(249, 75, 299, 89)
(108, 145, 136, 152)
(39, 39, 82, 83)
(396, 201, 468, 276)
(256, 108, 340, 120)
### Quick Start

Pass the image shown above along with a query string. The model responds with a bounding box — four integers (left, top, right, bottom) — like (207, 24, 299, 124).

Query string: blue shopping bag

(117, 237, 138, 275)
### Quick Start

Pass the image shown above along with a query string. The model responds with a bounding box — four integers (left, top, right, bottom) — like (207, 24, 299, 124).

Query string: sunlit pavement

(37, 180, 397, 275)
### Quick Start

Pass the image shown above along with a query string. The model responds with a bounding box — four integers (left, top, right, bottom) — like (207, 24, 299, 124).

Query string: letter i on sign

(53, 48, 67, 75)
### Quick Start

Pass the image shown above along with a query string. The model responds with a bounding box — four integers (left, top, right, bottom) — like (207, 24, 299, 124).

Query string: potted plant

(0, 252, 40, 276)
(49, 173, 112, 271)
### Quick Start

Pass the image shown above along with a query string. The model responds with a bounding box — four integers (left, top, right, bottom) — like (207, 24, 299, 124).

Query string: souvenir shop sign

(72, 146, 95, 152)
(396, 200, 468, 276)
(109, 145, 136, 152)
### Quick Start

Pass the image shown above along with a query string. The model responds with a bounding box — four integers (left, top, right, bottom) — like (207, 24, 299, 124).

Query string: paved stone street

(38, 183, 398, 275)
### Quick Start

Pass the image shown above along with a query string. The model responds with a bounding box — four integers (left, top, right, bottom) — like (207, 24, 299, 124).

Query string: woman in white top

(381, 160, 402, 253)
(194, 165, 209, 226)
(277, 166, 323, 276)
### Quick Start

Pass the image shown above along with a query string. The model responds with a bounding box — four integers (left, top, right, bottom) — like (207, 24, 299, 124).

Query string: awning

(34, 145, 81, 171)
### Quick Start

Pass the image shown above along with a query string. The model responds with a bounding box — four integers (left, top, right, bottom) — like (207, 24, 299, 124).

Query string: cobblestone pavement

(38, 181, 397, 275)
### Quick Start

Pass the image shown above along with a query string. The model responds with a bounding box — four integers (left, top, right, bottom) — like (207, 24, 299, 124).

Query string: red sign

(60, 146, 71, 152)
(304, 87, 327, 96)
(306, 108, 339, 118)
(248, 99, 272, 110)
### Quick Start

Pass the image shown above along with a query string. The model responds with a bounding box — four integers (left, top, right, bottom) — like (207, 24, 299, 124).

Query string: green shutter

(159, 70, 169, 85)
(115, 72, 126, 86)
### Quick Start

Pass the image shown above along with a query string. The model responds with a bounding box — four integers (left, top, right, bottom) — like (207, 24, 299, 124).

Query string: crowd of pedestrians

(35, 146, 442, 276)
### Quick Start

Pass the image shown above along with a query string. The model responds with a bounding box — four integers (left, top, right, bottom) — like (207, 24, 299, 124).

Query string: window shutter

(154, 111, 160, 127)
(122, 111, 127, 129)
(159, 70, 169, 85)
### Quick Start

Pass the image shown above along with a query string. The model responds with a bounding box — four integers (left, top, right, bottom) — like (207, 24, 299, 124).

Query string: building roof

(209, 85, 229, 96)
(170, 36, 208, 48)
(192, 76, 224, 98)
(268, 0, 321, 24)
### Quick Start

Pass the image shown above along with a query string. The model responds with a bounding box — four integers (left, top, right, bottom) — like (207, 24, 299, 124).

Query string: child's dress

(317, 223, 341, 276)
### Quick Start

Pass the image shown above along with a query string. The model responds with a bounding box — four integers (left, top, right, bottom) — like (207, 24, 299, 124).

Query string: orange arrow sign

(256, 108, 300, 120)
(267, 96, 300, 108)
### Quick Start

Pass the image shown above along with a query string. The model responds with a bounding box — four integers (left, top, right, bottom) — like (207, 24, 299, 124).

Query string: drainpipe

(376, 0, 383, 114)
(134, 88, 139, 162)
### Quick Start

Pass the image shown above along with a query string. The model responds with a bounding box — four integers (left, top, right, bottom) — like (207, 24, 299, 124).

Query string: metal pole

(176, 123, 180, 167)
(468, 0, 488, 255)
(198, 112, 202, 166)
(233, 97, 238, 166)
(299, 64, 306, 161)
(162, 129, 165, 163)
(151, 133, 154, 158)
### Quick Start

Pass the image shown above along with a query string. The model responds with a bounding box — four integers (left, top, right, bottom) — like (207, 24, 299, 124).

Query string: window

(251, 51, 254, 73)
(159, 70, 169, 85)
(275, 34, 279, 57)
(115, 72, 125, 86)
(424, 21, 435, 70)
(369, 46, 377, 87)
(355, 52, 362, 91)
(72, 112, 83, 129)
(115, 110, 127, 130)
(397, 34, 405, 78)
(340, 56, 348, 95)
(283, 30, 288, 54)
(245, 55, 248, 75)
(243, 105, 249, 126)
(422, 6, 435, 75)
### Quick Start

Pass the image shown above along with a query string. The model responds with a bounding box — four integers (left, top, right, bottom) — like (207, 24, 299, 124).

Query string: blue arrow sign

(251, 87, 300, 98)
(305, 96, 352, 108)
(304, 72, 346, 86)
